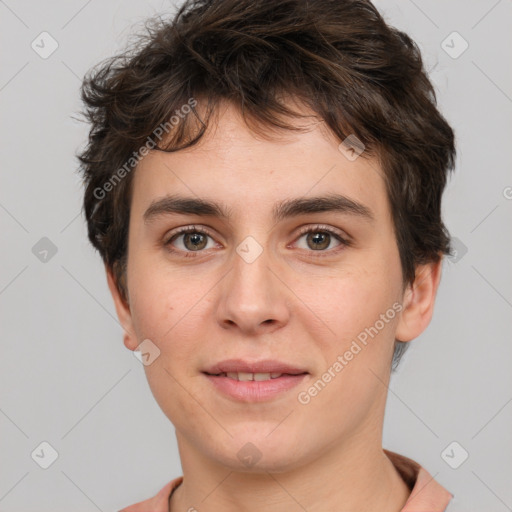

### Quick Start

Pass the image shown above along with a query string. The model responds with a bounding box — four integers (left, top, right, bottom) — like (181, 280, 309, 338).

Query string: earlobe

(123, 332, 135, 351)
(105, 265, 138, 351)
(395, 258, 443, 343)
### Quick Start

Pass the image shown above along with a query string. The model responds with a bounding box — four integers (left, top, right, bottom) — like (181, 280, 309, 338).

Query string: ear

(105, 264, 138, 351)
(395, 258, 443, 343)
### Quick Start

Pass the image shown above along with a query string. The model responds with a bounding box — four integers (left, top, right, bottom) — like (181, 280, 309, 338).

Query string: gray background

(1, 1, 511, 511)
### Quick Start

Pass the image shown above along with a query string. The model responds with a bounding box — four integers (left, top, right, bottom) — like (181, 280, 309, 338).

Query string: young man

(78, 0, 456, 510)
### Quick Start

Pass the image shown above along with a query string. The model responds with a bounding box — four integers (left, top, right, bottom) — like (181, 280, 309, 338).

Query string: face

(108, 100, 440, 473)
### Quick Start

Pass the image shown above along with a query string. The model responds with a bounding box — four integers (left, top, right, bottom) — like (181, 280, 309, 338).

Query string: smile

(212, 371, 289, 381)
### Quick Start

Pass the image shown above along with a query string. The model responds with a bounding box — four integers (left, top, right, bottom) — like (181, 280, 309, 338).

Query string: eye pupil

(307, 232, 330, 250)
(184, 232, 207, 251)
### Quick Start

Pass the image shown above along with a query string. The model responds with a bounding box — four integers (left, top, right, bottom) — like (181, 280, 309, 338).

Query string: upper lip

(203, 359, 308, 375)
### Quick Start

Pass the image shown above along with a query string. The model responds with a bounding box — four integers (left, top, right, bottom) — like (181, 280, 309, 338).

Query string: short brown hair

(77, 0, 456, 366)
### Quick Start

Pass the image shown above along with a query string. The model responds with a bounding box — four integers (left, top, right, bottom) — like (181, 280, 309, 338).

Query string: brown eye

(165, 226, 215, 254)
(293, 225, 350, 256)
(306, 231, 331, 251)
(182, 232, 208, 251)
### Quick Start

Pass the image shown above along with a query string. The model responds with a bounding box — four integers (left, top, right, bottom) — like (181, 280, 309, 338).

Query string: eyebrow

(143, 193, 374, 224)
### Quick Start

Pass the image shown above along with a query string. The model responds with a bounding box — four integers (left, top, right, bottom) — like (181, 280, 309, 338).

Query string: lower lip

(204, 373, 308, 402)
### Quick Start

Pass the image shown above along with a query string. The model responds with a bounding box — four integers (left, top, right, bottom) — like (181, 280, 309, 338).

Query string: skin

(107, 100, 443, 512)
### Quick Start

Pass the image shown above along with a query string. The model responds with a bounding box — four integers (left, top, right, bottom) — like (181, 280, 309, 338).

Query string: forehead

(131, 101, 390, 225)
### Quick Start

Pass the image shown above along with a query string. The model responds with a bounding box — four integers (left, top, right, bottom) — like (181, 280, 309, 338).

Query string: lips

(203, 359, 308, 376)
(203, 359, 309, 402)
(220, 371, 287, 381)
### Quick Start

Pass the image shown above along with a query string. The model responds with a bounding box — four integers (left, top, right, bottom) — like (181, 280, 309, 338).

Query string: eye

(164, 226, 217, 255)
(163, 224, 351, 258)
(293, 225, 350, 254)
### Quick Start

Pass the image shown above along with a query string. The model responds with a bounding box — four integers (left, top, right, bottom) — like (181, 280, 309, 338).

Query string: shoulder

(118, 477, 183, 512)
(385, 450, 453, 512)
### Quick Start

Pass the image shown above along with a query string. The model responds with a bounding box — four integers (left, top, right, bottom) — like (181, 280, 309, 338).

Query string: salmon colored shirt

(119, 450, 453, 512)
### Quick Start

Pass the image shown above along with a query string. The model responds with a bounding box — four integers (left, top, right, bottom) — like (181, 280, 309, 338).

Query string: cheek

(294, 278, 400, 435)
(297, 256, 401, 349)
(321, 253, 403, 388)
(127, 266, 212, 425)
(127, 258, 222, 381)
(128, 255, 200, 340)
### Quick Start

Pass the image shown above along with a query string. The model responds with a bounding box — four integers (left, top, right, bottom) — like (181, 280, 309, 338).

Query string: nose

(215, 240, 291, 336)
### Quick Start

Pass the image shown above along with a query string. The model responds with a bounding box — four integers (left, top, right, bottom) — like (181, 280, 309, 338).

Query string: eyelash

(163, 224, 351, 258)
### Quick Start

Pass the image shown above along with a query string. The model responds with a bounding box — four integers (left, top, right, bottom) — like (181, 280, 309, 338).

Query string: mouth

(204, 371, 304, 381)
(202, 359, 309, 402)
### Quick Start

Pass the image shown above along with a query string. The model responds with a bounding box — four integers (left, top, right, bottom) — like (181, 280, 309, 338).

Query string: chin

(206, 431, 311, 474)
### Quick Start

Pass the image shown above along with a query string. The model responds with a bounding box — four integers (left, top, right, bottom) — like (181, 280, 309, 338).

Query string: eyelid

(164, 225, 217, 245)
(293, 223, 351, 244)
(165, 223, 208, 235)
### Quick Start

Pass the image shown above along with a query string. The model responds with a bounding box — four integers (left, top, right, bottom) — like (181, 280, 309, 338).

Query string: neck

(170, 432, 410, 512)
